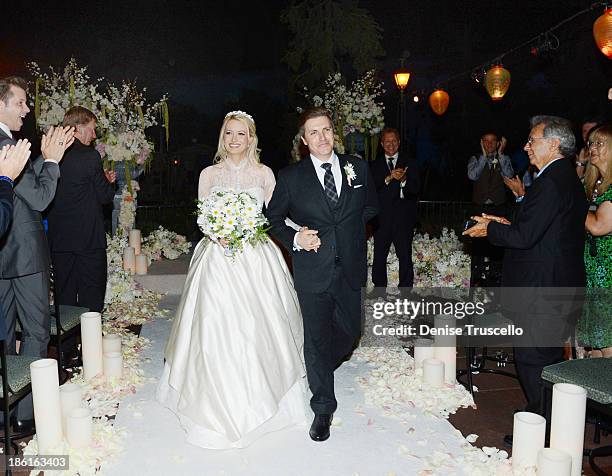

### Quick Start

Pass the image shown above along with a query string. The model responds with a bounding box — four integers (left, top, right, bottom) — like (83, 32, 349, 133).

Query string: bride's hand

(218, 239, 229, 247)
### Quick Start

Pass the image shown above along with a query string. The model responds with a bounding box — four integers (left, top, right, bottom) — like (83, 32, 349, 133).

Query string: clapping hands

(390, 167, 407, 182)
(41, 126, 75, 163)
(0, 140, 31, 180)
(462, 213, 511, 238)
(503, 175, 525, 197)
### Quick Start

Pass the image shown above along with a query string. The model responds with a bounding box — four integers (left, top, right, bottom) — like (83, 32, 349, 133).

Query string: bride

(156, 111, 309, 449)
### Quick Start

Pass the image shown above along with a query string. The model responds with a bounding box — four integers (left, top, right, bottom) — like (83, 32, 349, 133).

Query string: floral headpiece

(225, 110, 254, 122)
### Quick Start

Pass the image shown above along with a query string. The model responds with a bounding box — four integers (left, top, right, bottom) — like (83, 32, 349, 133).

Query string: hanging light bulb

(593, 7, 612, 59)
(484, 65, 511, 101)
(413, 94, 420, 103)
(429, 89, 450, 115)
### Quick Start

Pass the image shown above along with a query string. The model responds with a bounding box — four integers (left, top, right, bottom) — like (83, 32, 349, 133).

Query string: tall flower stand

(111, 161, 144, 235)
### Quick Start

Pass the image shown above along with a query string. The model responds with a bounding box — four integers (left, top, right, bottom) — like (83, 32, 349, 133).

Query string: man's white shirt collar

(0, 122, 13, 139)
(535, 157, 563, 178)
(310, 152, 342, 196)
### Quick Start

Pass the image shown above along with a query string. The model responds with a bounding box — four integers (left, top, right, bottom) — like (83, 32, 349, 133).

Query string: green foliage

(281, 0, 385, 88)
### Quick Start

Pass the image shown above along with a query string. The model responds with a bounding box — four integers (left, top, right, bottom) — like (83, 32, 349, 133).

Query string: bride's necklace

(592, 178, 603, 202)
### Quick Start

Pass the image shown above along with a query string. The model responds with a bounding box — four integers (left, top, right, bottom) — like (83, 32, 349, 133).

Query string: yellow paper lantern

(593, 8, 612, 59)
(484, 65, 511, 101)
(429, 89, 450, 115)
(393, 70, 411, 91)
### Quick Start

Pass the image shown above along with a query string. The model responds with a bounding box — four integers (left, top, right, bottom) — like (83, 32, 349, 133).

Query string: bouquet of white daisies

(197, 190, 269, 257)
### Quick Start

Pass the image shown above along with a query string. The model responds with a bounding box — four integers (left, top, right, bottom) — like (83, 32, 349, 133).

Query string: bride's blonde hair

(213, 111, 261, 164)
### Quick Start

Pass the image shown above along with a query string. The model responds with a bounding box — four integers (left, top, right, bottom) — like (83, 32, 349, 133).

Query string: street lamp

(393, 59, 411, 146)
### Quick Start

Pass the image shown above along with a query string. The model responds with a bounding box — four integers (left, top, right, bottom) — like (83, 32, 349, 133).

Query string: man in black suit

(47, 106, 116, 312)
(266, 107, 378, 442)
(371, 127, 420, 288)
(0, 140, 31, 340)
(464, 115, 587, 416)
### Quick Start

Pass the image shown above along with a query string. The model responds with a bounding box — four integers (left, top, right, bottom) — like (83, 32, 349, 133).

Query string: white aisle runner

(107, 296, 472, 476)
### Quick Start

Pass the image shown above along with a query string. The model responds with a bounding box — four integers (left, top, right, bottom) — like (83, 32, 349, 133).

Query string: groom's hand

(296, 227, 321, 252)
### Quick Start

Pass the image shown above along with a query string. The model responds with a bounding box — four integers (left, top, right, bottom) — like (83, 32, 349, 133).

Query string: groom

(267, 107, 378, 441)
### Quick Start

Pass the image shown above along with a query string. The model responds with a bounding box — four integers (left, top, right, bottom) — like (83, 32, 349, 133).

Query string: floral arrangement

(117, 181, 139, 235)
(412, 228, 471, 288)
(300, 69, 385, 160)
(197, 190, 269, 257)
(367, 228, 470, 289)
(27, 58, 169, 191)
(142, 226, 192, 264)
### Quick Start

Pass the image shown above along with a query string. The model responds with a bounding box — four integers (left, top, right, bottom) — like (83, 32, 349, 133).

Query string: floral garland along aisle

(21, 229, 190, 475)
(358, 229, 522, 474)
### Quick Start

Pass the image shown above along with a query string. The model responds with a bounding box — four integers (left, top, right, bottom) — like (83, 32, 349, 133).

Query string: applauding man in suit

(267, 107, 378, 442)
(0, 141, 31, 340)
(0, 76, 74, 430)
(47, 106, 116, 313)
(371, 127, 420, 288)
(464, 115, 587, 416)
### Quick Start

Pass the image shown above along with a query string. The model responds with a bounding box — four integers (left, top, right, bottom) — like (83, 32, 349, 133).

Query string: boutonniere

(344, 162, 357, 186)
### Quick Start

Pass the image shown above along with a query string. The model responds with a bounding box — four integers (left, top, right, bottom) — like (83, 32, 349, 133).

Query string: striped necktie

(321, 163, 338, 206)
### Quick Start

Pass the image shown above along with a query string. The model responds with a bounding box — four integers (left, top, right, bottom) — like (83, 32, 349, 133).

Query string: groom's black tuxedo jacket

(267, 154, 378, 293)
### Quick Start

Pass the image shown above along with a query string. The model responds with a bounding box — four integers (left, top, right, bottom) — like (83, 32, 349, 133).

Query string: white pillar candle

(550, 383, 587, 476)
(511, 411, 546, 471)
(135, 254, 148, 275)
(123, 246, 136, 274)
(129, 229, 142, 255)
(413, 339, 435, 368)
(103, 351, 123, 381)
(59, 383, 83, 436)
(536, 448, 572, 476)
(102, 334, 122, 353)
(30, 359, 63, 454)
(422, 358, 445, 387)
(66, 408, 93, 448)
(433, 315, 457, 383)
(80, 312, 103, 380)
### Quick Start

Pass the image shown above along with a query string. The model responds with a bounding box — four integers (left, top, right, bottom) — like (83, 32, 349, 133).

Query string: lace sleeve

(198, 167, 214, 200)
(263, 165, 276, 207)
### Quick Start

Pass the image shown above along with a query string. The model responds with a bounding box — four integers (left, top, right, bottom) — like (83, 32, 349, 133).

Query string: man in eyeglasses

(464, 116, 588, 443)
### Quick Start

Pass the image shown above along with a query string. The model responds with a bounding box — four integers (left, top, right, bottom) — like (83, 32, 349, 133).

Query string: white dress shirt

(310, 152, 342, 197)
(0, 122, 13, 139)
(293, 152, 342, 250)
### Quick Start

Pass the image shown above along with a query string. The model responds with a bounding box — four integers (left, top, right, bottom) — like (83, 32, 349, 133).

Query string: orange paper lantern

(429, 89, 450, 115)
(484, 65, 511, 101)
(593, 8, 612, 59)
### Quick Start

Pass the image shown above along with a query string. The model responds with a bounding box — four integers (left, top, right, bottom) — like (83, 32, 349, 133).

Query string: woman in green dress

(577, 124, 612, 357)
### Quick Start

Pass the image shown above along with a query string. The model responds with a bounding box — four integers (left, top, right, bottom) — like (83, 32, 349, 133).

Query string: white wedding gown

(156, 159, 309, 449)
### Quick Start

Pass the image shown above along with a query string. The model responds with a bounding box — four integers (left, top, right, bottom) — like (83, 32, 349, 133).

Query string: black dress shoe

(503, 434, 513, 447)
(309, 414, 332, 442)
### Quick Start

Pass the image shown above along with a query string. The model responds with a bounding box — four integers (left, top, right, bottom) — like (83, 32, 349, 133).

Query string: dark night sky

(2, 0, 610, 198)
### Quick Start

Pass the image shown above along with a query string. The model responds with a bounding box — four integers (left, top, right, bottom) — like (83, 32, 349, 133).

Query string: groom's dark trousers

(266, 154, 378, 414)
